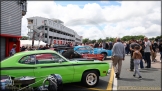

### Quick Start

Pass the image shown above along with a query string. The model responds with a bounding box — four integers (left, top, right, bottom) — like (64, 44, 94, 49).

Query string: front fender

(107, 50, 112, 56)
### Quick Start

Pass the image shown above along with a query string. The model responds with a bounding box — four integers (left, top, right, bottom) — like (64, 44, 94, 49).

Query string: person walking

(144, 37, 152, 68)
(130, 39, 142, 71)
(111, 38, 125, 79)
(125, 42, 130, 55)
(9, 44, 17, 56)
(132, 46, 143, 79)
(158, 40, 162, 62)
(151, 41, 158, 62)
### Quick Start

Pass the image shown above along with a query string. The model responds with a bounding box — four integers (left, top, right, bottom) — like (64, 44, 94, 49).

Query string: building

(0, 0, 27, 60)
(27, 16, 82, 45)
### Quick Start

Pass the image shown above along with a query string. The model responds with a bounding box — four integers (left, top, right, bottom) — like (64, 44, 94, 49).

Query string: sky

(21, 1, 161, 40)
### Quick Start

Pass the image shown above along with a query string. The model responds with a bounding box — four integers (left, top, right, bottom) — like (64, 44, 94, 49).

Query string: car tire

(101, 53, 107, 60)
(82, 71, 99, 87)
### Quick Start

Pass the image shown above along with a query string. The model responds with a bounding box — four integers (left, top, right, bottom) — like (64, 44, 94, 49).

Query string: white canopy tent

(20, 40, 46, 47)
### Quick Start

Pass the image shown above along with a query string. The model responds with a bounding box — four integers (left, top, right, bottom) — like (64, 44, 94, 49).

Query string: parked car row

(52, 45, 112, 61)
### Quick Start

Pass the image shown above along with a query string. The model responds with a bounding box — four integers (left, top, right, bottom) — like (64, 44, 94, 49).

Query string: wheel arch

(82, 69, 100, 78)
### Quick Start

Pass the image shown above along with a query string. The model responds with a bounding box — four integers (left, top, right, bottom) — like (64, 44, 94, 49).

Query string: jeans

(144, 52, 151, 68)
(160, 52, 162, 60)
(126, 49, 130, 54)
(140, 59, 144, 68)
(130, 58, 134, 70)
(130, 53, 134, 70)
(134, 59, 141, 76)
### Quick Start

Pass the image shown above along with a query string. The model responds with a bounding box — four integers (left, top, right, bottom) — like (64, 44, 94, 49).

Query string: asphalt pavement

(63, 53, 161, 90)
(117, 53, 161, 90)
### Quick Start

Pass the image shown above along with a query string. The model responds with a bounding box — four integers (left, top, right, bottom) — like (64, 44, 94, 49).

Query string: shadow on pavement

(118, 77, 155, 82)
(95, 79, 108, 89)
(139, 70, 156, 73)
(63, 79, 108, 90)
(117, 78, 140, 81)
(63, 83, 88, 91)
(141, 68, 159, 71)
(140, 78, 155, 81)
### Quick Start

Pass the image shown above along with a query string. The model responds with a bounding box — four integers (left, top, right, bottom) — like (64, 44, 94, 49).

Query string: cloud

(21, 1, 161, 40)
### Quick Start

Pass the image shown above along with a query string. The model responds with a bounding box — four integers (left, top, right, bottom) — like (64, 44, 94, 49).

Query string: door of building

(0, 37, 6, 61)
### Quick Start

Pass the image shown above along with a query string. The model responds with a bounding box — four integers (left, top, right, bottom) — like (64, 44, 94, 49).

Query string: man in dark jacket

(105, 42, 109, 49)
(109, 42, 113, 50)
(21, 46, 26, 52)
(94, 42, 99, 48)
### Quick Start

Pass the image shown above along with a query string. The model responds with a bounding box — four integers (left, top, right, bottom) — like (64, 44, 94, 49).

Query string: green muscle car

(1, 50, 110, 87)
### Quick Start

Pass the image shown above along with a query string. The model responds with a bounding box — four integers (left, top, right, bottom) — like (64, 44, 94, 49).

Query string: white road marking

(109, 61, 118, 91)
(113, 72, 118, 90)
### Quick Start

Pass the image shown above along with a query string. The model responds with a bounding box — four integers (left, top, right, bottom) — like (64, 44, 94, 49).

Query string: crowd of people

(111, 37, 162, 80)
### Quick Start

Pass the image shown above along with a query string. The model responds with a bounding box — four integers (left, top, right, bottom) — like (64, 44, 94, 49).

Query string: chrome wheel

(86, 73, 97, 86)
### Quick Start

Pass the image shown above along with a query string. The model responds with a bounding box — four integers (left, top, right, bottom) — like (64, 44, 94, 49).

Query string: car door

(11, 55, 36, 77)
(33, 53, 74, 84)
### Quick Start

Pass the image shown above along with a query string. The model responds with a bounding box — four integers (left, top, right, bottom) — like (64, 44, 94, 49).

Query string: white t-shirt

(144, 40, 151, 52)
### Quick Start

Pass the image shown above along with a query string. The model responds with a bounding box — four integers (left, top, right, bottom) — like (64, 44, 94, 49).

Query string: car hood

(69, 59, 107, 64)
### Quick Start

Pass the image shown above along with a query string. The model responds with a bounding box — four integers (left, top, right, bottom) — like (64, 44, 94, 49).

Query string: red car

(81, 54, 104, 61)
(47, 48, 104, 61)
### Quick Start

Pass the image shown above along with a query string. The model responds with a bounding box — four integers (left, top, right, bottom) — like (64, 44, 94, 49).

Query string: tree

(82, 38, 89, 44)
(91, 39, 96, 44)
(109, 37, 115, 42)
(105, 37, 109, 42)
(97, 38, 102, 43)
(21, 36, 29, 40)
(121, 35, 145, 41)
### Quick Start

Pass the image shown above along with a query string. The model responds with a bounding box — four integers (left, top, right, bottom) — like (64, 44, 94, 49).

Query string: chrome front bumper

(107, 69, 111, 75)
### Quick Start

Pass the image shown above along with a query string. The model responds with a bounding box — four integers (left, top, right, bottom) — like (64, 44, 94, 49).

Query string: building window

(45, 34, 47, 38)
(28, 20, 33, 24)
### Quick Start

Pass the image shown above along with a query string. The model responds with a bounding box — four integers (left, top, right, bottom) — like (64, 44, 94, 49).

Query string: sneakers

(139, 76, 142, 79)
(115, 73, 120, 79)
(130, 69, 134, 71)
(133, 75, 142, 79)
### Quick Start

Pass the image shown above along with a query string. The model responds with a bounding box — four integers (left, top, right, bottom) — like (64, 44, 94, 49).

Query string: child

(132, 46, 142, 79)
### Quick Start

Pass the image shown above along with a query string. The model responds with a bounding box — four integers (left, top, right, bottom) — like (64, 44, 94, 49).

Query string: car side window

(86, 46, 93, 50)
(76, 47, 87, 51)
(35, 53, 66, 64)
(19, 55, 36, 64)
